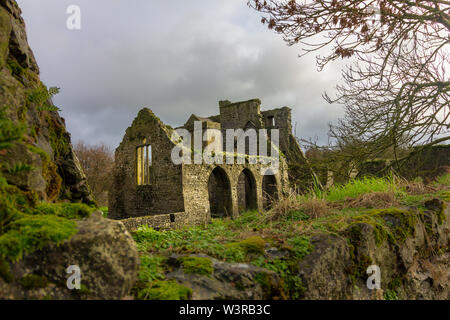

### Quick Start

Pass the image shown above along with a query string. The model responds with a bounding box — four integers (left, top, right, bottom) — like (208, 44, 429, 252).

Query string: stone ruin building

(109, 99, 310, 229)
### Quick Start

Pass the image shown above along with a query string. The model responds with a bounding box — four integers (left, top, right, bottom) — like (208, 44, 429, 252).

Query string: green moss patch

(0, 259, 13, 283)
(286, 236, 313, 259)
(347, 208, 418, 247)
(0, 8, 11, 68)
(26, 145, 62, 201)
(254, 272, 274, 298)
(374, 208, 418, 244)
(34, 202, 94, 220)
(19, 274, 48, 289)
(0, 214, 77, 261)
(227, 236, 266, 256)
(252, 257, 302, 299)
(6, 59, 24, 81)
(135, 280, 192, 300)
(178, 256, 213, 276)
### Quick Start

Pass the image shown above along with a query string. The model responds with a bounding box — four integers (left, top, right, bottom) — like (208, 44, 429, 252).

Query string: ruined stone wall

(182, 161, 289, 220)
(109, 108, 184, 219)
(121, 212, 189, 232)
(117, 160, 290, 230)
(218, 99, 264, 130)
(261, 107, 319, 190)
(261, 107, 292, 153)
(109, 99, 294, 225)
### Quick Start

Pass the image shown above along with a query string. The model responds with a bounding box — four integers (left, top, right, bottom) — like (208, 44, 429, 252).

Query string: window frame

(136, 143, 152, 186)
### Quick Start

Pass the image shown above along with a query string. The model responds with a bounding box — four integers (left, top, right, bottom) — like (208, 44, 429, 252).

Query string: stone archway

(262, 175, 278, 209)
(208, 167, 232, 218)
(237, 169, 257, 213)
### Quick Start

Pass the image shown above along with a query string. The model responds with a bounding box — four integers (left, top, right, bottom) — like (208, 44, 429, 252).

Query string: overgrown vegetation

(178, 256, 213, 276)
(132, 172, 449, 300)
(133, 279, 192, 300)
(0, 108, 97, 265)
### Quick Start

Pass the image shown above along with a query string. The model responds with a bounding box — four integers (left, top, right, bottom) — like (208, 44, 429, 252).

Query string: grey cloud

(17, 0, 345, 149)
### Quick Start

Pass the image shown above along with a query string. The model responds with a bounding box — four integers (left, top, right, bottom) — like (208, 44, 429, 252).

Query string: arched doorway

(262, 175, 278, 209)
(237, 169, 257, 213)
(208, 167, 232, 218)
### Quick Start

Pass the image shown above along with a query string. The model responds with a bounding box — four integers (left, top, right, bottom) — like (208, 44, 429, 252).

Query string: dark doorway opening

(237, 169, 257, 213)
(208, 167, 232, 218)
(262, 175, 278, 209)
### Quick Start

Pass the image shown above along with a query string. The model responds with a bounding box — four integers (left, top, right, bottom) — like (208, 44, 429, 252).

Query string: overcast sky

(16, 0, 346, 150)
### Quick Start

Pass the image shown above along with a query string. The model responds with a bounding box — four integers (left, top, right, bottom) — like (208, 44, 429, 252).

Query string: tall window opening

(137, 140, 151, 185)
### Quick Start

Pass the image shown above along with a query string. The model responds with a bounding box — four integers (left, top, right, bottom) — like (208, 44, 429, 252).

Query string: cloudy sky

(16, 0, 346, 150)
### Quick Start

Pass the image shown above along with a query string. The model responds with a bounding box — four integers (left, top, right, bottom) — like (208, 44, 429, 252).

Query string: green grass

(138, 254, 166, 282)
(252, 257, 305, 299)
(324, 176, 403, 202)
(133, 221, 247, 262)
(434, 173, 450, 186)
(134, 280, 192, 300)
(384, 289, 399, 300)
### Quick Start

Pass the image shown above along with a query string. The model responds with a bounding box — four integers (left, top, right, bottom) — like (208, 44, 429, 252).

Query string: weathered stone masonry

(110, 99, 307, 230)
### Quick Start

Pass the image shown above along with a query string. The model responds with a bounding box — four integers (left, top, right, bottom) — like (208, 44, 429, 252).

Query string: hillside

(130, 174, 449, 300)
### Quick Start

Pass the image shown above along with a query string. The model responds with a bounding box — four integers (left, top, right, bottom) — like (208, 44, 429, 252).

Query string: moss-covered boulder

(0, 212, 140, 299)
(296, 200, 449, 300)
(163, 254, 284, 300)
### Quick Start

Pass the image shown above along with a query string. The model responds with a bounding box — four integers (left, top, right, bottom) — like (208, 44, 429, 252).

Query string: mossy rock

(373, 208, 418, 244)
(178, 256, 213, 276)
(27, 144, 63, 201)
(0, 7, 12, 68)
(424, 198, 446, 226)
(348, 208, 419, 247)
(254, 272, 273, 297)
